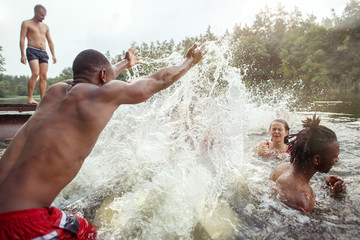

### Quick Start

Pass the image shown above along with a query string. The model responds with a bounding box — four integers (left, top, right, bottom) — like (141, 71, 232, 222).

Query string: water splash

(53, 40, 358, 239)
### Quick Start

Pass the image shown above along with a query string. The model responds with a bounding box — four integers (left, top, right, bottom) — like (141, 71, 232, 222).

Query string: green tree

(325, 0, 360, 90)
(230, 4, 289, 86)
(0, 46, 5, 72)
(59, 67, 73, 79)
(280, 25, 330, 89)
(0, 79, 10, 97)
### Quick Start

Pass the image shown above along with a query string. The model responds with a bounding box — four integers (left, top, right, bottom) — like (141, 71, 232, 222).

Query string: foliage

(0, 46, 5, 72)
(1, 1, 360, 98)
(229, 0, 360, 92)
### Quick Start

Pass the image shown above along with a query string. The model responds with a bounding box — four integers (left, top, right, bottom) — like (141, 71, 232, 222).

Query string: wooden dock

(0, 104, 36, 141)
(0, 103, 37, 112)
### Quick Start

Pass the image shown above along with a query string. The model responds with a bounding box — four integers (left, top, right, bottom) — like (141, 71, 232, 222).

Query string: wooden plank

(0, 114, 32, 141)
(0, 104, 37, 112)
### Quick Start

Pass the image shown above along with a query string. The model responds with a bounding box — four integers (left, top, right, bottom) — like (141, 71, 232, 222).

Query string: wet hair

(270, 119, 290, 144)
(72, 49, 111, 77)
(288, 114, 337, 167)
(34, 4, 46, 12)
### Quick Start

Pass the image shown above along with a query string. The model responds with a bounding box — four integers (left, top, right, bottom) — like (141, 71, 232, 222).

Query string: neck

(66, 78, 91, 92)
(271, 141, 287, 151)
(293, 162, 316, 182)
(32, 18, 41, 23)
(72, 78, 90, 84)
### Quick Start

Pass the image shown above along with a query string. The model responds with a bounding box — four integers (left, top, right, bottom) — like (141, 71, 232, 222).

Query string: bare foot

(27, 98, 38, 104)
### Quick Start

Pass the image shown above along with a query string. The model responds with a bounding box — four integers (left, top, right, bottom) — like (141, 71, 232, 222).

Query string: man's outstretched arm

(123, 43, 207, 103)
(100, 43, 207, 105)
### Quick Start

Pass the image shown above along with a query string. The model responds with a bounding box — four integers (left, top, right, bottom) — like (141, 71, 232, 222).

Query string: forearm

(119, 57, 196, 105)
(152, 57, 194, 90)
(20, 39, 25, 57)
(113, 60, 130, 77)
(48, 42, 55, 58)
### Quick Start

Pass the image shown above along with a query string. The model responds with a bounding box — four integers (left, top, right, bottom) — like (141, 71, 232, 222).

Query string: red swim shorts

(0, 207, 97, 240)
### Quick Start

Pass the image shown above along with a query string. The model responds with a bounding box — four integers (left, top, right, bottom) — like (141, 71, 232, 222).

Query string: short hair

(288, 114, 337, 167)
(34, 4, 46, 12)
(72, 49, 111, 77)
(270, 119, 290, 144)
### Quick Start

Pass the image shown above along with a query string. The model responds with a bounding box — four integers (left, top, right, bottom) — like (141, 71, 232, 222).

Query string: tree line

(0, 0, 359, 98)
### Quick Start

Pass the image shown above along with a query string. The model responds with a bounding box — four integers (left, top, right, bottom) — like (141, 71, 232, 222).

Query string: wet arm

(100, 44, 206, 105)
(139, 43, 206, 93)
(113, 47, 142, 77)
(113, 60, 131, 77)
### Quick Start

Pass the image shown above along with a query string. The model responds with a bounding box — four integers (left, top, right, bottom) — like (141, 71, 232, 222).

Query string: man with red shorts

(0, 39, 206, 239)
(0, 207, 96, 239)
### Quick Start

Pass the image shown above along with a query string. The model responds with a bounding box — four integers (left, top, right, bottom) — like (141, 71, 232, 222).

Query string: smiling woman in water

(257, 119, 290, 159)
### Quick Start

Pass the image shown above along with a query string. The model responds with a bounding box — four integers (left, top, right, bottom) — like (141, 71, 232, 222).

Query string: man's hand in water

(125, 46, 142, 68)
(186, 43, 207, 66)
(326, 175, 346, 194)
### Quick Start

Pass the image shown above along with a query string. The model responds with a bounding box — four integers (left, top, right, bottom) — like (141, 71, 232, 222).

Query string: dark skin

(0, 44, 207, 213)
(270, 140, 346, 212)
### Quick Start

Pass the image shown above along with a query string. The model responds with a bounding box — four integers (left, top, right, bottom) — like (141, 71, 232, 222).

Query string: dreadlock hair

(72, 49, 111, 78)
(288, 114, 337, 167)
(270, 119, 290, 144)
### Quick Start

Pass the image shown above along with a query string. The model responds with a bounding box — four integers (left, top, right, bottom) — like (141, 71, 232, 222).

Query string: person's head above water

(269, 119, 290, 144)
(72, 49, 115, 84)
(288, 114, 339, 172)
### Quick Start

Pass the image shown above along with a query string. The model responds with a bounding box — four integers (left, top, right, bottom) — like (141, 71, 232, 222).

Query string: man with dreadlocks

(270, 114, 346, 213)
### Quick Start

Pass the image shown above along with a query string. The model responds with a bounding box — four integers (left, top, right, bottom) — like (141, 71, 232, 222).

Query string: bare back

(0, 82, 118, 213)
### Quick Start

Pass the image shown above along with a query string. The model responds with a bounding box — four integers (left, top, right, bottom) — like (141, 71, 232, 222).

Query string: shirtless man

(20, 4, 56, 104)
(0, 43, 206, 239)
(270, 115, 346, 213)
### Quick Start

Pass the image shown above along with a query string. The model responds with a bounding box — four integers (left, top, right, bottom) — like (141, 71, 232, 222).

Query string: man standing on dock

(20, 4, 56, 104)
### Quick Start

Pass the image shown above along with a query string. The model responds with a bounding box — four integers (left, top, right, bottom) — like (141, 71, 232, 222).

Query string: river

(1, 42, 359, 239)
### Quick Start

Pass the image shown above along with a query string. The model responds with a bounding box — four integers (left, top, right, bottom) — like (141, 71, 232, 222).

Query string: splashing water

(52, 41, 360, 239)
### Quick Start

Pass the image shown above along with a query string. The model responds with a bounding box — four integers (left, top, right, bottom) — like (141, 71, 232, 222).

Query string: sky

(0, 0, 350, 78)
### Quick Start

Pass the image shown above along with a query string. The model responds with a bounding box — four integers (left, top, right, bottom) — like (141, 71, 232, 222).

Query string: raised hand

(186, 43, 207, 66)
(125, 46, 142, 68)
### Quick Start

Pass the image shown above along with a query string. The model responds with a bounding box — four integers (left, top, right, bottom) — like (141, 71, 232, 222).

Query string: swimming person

(270, 115, 346, 213)
(0, 43, 207, 239)
(20, 4, 57, 104)
(257, 119, 290, 159)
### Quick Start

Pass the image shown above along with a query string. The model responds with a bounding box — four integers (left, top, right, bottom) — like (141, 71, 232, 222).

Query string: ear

(99, 69, 106, 85)
(312, 155, 321, 166)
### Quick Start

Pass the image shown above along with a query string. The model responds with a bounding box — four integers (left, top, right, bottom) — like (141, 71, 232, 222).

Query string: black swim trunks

(26, 46, 49, 63)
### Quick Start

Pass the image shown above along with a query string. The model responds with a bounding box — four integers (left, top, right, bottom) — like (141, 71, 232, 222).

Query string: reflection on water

(2, 42, 360, 239)
(306, 93, 360, 119)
